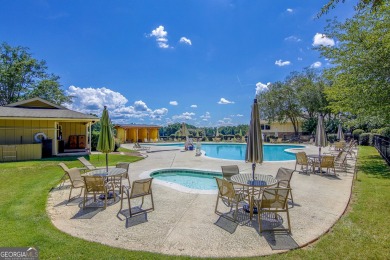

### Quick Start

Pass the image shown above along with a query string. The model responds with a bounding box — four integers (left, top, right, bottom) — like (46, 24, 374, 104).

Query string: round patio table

(231, 173, 277, 218)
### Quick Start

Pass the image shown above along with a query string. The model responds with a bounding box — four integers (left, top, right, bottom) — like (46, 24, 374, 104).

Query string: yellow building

(115, 124, 161, 143)
(260, 120, 302, 138)
(0, 97, 98, 161)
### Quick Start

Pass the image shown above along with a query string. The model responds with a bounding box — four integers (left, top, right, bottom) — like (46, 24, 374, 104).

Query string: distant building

(115, 124, 161, 143)
(260, 120, 303, 138)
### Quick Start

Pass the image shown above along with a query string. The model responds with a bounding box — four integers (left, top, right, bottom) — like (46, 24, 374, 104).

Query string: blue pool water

(150, 169, 221, 190)
(156, 143, 303, 161)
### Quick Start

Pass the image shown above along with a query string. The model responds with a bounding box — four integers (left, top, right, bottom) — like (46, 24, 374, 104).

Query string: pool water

(150, 169, 221, 190)
(156, 143, 303, 161)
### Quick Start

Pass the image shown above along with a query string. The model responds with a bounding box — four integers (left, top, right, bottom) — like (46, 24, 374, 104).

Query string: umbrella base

(243, 204, 258, 214)
(99, 191, 115, 200)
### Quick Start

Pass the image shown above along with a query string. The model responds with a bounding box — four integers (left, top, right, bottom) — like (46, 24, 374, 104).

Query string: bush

(91, 131, 99, 151)
(378, 127, 390, 138)
(114, 138, 122, 152)
(352, 129, 364, 140)
(371, 129, 379, 133)
(359, 133, 371, 146)
(327, 134, 337, 143)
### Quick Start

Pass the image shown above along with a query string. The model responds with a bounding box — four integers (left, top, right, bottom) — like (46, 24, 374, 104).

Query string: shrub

(327, 134, 337, 143)
(114, 138, 122, 152)
(359, 133, 371, 146)
(378, 127, 390, 138)
(352, 129, 364, 140)
(91, 131, 99, 151)
(371, 129, 379, 133)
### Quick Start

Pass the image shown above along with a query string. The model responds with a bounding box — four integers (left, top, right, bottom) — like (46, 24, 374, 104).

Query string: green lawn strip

(117, 147, 138, 153)
(0, 147, 389, 259)
(270, 146, 390, 259)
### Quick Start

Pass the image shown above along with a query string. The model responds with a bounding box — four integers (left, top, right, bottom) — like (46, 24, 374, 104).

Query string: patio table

(231, 173, 277, 219)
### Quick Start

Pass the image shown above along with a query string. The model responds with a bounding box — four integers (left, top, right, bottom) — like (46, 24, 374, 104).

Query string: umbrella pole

(105, 153, 108, 172)
(252, 163, 256, 180)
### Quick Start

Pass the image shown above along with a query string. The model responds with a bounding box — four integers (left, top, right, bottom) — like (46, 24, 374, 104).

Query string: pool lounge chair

(77, 157, 106, 171)
(133, 142, 150, 151)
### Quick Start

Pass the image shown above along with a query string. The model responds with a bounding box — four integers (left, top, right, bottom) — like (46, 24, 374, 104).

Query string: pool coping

(140, 167, 221, 194)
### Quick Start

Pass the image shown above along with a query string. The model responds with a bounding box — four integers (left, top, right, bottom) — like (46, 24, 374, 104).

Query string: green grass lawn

(0, 147, 389, 259)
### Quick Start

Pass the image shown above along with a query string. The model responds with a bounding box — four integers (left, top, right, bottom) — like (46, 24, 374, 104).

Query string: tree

(0, 42, 71, 106)
(318, 4, 390, 122)
(258, 80, 301, 135)
(318, 0, 385, 17)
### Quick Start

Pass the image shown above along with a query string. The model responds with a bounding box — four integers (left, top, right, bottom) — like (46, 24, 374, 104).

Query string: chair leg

(83, 190, 86, 208)
(258, 208, 263, 233)
(215, 196, 220, 215)
(127, 196, 132, 217)
(68, 187, 74, 201)
(289, 190, 294, 204)
(150, 191, 154, 211)
(286, 209, 291, 233)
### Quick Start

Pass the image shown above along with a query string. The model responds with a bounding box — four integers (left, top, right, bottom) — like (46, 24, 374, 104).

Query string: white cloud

(275, 60, 291, 66)
(179, 37, 192, 45)
(310, 61, 322, 68)
(284, 35, 301, 42)
(236, 114, 243, 117)
(65, 86, 168, 121)
(255, 82, 270, 95)
(172, 112, 195, 121)
(286, 8, 293, 12)
(312, 33, 335, 47)
(190, 104, 197, 108)
(200, 112, 211, 121)
(169, 101, 178, 106)
(148, 25, 170, 48)
(217, 98, 234, 104)
(297, 57, 303, 61)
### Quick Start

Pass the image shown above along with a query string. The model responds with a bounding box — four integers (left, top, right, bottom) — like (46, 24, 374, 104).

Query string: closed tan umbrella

(337, 123, 344, 141)
(245, 99, 263, 180)
(315, 114, 327, 157)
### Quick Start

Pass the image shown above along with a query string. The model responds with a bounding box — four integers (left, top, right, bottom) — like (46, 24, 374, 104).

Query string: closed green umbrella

(245, 99, 263, 180)
(315, 114, 327, 157)
(97, 106, 115, 172)
(337, 123, 344, 141)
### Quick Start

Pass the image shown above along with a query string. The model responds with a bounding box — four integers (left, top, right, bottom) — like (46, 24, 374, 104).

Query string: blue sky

(0, 0, 357, 126)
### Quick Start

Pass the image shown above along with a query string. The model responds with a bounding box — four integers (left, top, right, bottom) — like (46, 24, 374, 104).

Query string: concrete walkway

(47, 143, 356, 258)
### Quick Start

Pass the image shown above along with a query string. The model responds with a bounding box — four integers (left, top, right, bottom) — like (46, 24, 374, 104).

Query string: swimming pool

(149, 168, 221, 193)
(156, 143, 304, 161)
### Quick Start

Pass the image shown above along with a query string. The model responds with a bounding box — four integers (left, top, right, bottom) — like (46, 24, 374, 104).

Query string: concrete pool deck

(47, 143, 357, 258)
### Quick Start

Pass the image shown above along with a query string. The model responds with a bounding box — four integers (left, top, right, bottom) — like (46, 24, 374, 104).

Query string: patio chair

(255, 188, 291, 233)
(114, 162, 131, 191)
(294, 152, 311, 174)
(274, 167, 295, 204)
(66, 168, 85, 201)
(83, 175, 116, 209)
(58, 162, 70, 188)
(77, 157, 105, 171)
(334, 151, 348, 173)
(221, 165, 239, 181)
(314, 155, 337, 176)
(119, 178, 154, 218)
(214, 178, 247, 222)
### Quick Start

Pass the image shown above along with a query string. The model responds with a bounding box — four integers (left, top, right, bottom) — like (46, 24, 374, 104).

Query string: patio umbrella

(215, 127, 219, 137)
(245, 99, 263, 180)
(337, 123, 344, 141)
(315, 114, 327, 157)
(97, 106, 115, 172)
